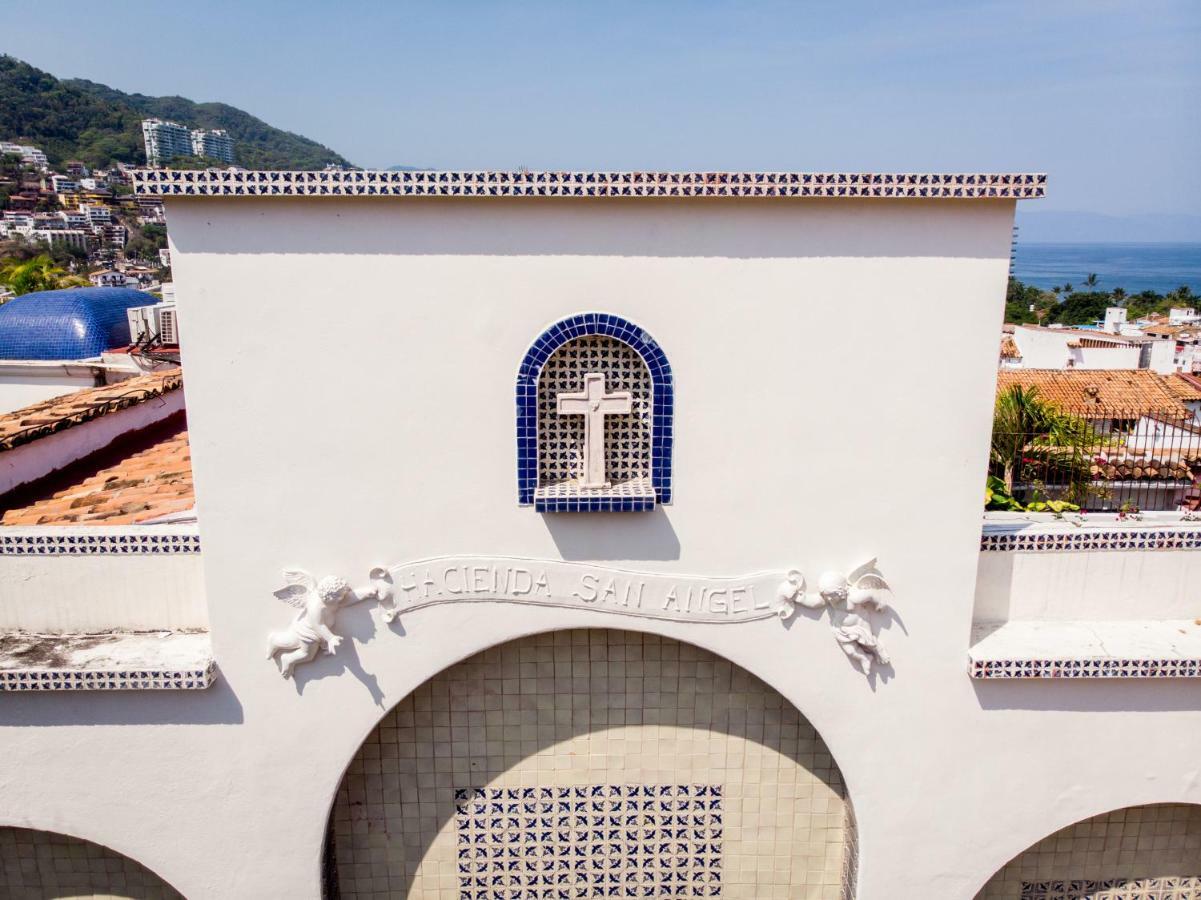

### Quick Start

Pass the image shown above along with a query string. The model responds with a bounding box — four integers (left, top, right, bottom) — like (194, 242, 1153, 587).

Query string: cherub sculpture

(833, 612, 891, 675)
(772, 559, 896, 675)
(267, 569, 381, 678)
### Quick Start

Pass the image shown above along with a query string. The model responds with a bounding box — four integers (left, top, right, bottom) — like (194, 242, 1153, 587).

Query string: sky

(4, 0, 1199, 222)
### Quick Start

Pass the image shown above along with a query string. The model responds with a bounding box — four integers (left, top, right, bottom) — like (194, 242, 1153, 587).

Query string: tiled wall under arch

(976, 803, 1201, 899)
(0, 826, 182, 899)
(328, 629, 854, 899)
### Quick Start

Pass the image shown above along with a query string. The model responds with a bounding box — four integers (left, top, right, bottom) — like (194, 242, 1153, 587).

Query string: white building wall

(0, 365, 102, 413)
(1, 195, 1198, 900)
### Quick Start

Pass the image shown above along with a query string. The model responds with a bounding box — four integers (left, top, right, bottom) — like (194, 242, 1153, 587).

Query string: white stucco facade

(2, 175, 1198, 900)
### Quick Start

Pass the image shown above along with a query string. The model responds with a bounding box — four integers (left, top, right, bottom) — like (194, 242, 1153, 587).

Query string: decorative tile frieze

(0, 660, 215, 691)
(454, 783, 723, 899)
(0, 530, 200, 555)
(133, 168, 1047, 199)
(970, 657, 1201, 679)
(980, 527, 1201, 553)
(1020, 876, 1201, 899)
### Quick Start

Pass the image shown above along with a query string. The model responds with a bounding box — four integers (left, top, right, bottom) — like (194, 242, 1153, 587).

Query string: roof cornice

(133, 169, 1046, 200)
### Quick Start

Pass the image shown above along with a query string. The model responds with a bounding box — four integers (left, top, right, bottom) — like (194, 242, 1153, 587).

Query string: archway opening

(326, 629, 856, 898)
(976, 802, 1201, 899)
(0, 826, 182, 899)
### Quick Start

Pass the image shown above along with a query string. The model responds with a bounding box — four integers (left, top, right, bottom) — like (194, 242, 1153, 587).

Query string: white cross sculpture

(556, 372, 633, 489)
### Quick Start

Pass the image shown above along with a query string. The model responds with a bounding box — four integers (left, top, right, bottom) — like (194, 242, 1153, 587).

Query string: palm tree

(1111, 287, 1126, 304)
(0, 255, 89, 296)
(1052, 285, 1063, 297)
(1063, 282, 1074, 294)
(1084, 273, 1099, 290)
(990, 385, 1096, 495)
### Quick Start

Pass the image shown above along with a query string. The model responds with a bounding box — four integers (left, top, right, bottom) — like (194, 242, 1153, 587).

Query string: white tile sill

(0, 631, 215, 691)
(969, 620, 1201, 679)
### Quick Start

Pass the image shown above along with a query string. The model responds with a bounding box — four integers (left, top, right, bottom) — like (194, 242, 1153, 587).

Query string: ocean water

(1012, 243, 1201, 295)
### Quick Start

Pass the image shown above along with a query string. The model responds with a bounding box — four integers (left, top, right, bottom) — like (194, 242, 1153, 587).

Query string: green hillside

(0, 55, 353, 170)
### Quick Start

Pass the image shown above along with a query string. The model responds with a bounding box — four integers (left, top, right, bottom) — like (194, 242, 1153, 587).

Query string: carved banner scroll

(378, 557, 786, 625)
(266, 557, 895, 680)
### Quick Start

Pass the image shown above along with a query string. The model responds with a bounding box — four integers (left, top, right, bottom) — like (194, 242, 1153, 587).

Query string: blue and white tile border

(134, 169, 1047, 200)
(517, 313, 673, 511)
(1021, 876, 1201, 899)
(980, 524, 1201, 553)
(0, 661, 216, 691)
(970, 657, 1201, 679)
(0, 528, 201, 556)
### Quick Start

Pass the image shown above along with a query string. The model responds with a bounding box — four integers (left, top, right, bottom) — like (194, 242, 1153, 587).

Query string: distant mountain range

(1016, 210, 1201, 244)
(0, 55, 353, 170)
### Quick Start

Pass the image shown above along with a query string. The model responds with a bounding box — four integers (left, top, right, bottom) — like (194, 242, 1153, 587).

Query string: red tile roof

(995, 369, 1192, 419)
(0, 369, 182, 452)
(0, 422, 194, 525)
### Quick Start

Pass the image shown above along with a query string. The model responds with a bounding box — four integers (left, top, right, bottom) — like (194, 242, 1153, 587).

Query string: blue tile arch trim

(517, 313, 673, 507)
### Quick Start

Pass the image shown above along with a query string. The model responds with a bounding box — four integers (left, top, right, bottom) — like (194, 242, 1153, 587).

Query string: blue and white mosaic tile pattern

(534, 477, 657, 513)
(0, 660, 215, 691)
(0, 287, 156, 361)
(517, 314, 672, 511)
(454, 784, 722, 899)
(980, 528, 1201, 553)
(133, 169, 1047, 199)
(0, 531, 200, 555)
(1020, 877, 1201, 899)
(970, 658, 1201, 679)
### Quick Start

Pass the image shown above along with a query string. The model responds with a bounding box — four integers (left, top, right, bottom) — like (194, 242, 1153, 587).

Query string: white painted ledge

(969, 620, 1201, 679)
(0, 631, 215, 691)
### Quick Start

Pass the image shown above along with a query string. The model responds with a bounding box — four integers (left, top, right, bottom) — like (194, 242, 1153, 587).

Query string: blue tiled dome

(0, 287, 158, 360)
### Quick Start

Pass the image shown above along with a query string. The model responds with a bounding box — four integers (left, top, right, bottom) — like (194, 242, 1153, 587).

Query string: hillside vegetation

(0, 55, 352, 170)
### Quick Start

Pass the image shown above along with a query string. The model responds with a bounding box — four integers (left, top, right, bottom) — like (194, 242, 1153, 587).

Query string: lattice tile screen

(537, 336, 651, 487)
(455, 784, 722, 899)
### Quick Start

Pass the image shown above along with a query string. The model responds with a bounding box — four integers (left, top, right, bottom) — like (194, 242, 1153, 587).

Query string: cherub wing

(851, 573, 890, 592)
(847, 558, 885, 589)
(274, 568, 317, 609)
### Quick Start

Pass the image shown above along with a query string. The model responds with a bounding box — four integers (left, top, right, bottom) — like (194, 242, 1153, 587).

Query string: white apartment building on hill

(0, 141, 49, 169)
(191, 129, 234, 164)
(142, 119, 236, 166)
(142, 119, 193, 166)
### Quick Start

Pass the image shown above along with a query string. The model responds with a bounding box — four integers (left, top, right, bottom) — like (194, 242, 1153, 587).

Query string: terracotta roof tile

(0, 425, 194, 526)
(1000, 336, 1021, 359)
(1167, 373, 1201, 402)
(995, 369, 1191, 419)
(0, 368, 181, 452)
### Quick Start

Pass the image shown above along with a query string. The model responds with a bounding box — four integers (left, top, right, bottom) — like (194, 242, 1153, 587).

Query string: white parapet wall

(975, 517, 1201, 621)
(0, 525, 206, 631)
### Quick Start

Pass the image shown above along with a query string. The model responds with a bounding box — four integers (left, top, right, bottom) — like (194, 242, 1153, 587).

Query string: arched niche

(516, 313, 673, 512)
(325, 628, 857, 898)
(976, 802, 1201, 899)
(0, 825, 183, 899)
